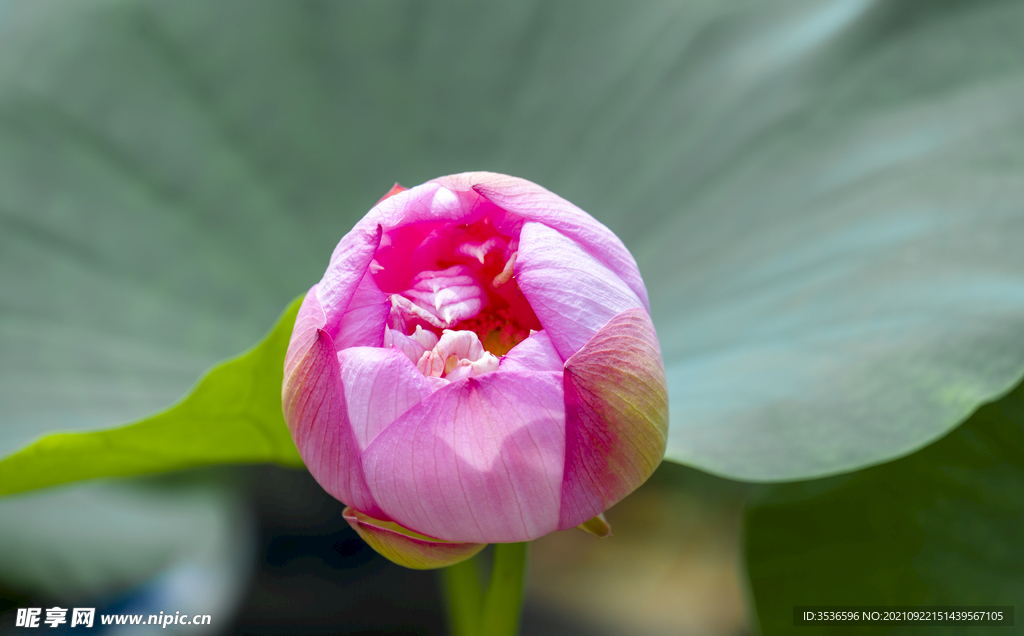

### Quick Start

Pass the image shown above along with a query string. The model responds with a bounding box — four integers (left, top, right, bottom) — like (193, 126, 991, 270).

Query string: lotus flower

(282, 172, 668, 568)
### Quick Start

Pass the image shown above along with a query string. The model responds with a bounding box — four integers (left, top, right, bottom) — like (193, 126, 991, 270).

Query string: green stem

(440, 557, 483, 636)
(441, 543, 529, 636)
(479, 542, 529, 636)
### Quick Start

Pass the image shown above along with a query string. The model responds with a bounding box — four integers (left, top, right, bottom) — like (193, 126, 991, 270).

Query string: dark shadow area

(228, 466, 601, 636)
(226, 467, 445, 636)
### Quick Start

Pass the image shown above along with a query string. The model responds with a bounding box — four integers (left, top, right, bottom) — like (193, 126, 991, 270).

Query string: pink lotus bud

(282, 172, 668, 569)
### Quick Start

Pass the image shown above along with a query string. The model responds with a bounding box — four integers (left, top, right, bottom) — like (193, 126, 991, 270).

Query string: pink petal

(384, 325, 438, 364)
(285, 285, 329, 382)
(318, 224, 384, 332)
(516, 221, 645, 360)
(499, 330, 564, 374)
(333, 269, 390, 349)
(558, 308, 669, 530)
(287, 223, 383, 373)
(337, 346, 437, 452)
(416, 330, 498, 379)
(391, 295, 448, 330)
(281, 327, 383, 518)
(444, 354, 500, 382)
(322, 181, 488, 308)
(366, 181, 494, 229)
(433, 172, 650, 310)
(362, 371, 566, 543)
(397, 265, 487, 328)
(419, 330, 500, 381)
(306, 172, 648, 354)
(343, 507, 485, 570)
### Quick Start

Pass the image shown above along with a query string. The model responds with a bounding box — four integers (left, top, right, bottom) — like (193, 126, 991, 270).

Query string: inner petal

(384, 325, 439, 364)
(375, 216, 542, 357)
(396, 265, 487, 329)
(416, 330, 500, 380)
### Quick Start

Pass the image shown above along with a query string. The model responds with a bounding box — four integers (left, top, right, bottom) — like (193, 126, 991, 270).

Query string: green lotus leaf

(0, 299, 302, 496)
(745, 377, 1024, 634)
(2, 0, 1023, 488)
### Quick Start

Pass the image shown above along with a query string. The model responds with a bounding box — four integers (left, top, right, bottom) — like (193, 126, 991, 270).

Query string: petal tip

(576, 513, 612, 538)
(377, 183, 408, 204)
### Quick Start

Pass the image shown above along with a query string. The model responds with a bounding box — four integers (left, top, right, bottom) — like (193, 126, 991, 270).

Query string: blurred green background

(2, 0, 1023, 634)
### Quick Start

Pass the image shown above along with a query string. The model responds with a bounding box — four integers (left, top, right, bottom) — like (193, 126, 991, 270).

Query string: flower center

(373, 216, 541, 379)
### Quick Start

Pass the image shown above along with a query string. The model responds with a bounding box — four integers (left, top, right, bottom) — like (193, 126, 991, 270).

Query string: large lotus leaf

(744, 377, 1024, 635)
(648, 0, 1024, 479)
(2, 0, 1024, 485)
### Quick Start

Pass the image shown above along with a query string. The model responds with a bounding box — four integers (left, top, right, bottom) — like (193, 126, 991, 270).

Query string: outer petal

(365, 180, 492, 229)
(343, 507, 485, 571)
(499, 330, 564, 374)
(433, 172, 649, 310)
(281, 327, 382, 518)
(558, 308, 668, 530)
(333, 269, 390, 349)
(362, 371, 566, 543)
(286, 223, 383, 380)
(517, 221, 645, 360)
(337, 346, 436, 451)
(317, 224, 384, 334)
(285, 286, 329, 384)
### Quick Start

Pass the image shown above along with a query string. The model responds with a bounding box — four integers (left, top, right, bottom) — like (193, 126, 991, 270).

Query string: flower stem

(440, 556, 483, 636)
(441, 542, 529, 636)
(480, 542, 529, 636)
